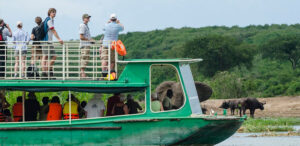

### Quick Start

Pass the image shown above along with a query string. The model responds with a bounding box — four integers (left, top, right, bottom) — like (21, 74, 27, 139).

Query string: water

(217, 126, 300, 146)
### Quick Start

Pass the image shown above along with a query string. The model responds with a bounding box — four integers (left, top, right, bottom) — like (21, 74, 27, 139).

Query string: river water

(217, 126, 300, 146)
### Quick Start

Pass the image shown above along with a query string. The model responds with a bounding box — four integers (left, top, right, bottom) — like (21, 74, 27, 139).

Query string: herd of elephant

(156, 81, 266, 118)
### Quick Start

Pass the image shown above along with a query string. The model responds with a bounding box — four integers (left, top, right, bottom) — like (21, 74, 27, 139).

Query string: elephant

(155, 81, 213, 109)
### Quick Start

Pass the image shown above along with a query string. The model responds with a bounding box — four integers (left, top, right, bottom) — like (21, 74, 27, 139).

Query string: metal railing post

(62, 44, 65, 80)
(108, 41, 111, 81)
(69, 90, 71, 124)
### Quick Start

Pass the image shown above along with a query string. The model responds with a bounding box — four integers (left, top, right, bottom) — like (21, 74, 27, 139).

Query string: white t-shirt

(12, 28, 29, 50)
(84, 97, 105, 118)
(46, 17, 54, 41)
(79, 23, 91, 47)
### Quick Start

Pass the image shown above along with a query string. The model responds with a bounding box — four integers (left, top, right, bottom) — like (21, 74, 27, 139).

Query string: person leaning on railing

(41, 8, 63, 79)
(0, 19, 12, 79)
(79, 14, 95, 78)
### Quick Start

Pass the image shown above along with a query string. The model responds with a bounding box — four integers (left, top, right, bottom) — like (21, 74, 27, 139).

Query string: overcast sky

(0, 0, 299, 40)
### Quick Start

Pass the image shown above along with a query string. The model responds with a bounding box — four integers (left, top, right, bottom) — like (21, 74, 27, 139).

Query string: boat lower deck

(0, 115, 244, 145)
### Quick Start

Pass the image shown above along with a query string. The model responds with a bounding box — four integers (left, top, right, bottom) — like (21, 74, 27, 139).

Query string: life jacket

(47, 103, 62, 121)
(105, 71, 116, 80)
(63, 101, 79, 119)
(111, 40, 126, 56)
(0, 112, 5, 122)
(13, 102, 23, 122)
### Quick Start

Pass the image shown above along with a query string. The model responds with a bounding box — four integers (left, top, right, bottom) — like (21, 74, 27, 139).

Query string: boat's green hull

(0, 116, 243, 145)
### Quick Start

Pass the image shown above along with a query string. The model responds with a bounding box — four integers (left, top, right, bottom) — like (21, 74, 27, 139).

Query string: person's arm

(100, 110, 104, 117)
(31, 28, 35, 40)
(51, 29, 63, 44)
(5, 24, 12, 37)
(160, 102, 164, 111)
(123, 105, 129, 115)
(116, 20, 124, 31)
(111, 105, 115, 115)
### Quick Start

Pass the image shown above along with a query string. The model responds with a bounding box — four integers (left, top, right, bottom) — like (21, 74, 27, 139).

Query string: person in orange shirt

(12, 96, 23, 122)
(47, 96, 62, 121)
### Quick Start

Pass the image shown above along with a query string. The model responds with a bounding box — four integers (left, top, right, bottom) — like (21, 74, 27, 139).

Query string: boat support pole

(68, 91, 71, 124)
(22, 91, 25, 122)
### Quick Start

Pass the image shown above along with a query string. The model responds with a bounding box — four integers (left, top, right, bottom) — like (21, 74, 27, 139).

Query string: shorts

(42, 43, 56, 57)
(14, 50, 27, 57)
(80, 46, 90, 68)
(101, 46, 115, 63)
(31, 46, 42, 58)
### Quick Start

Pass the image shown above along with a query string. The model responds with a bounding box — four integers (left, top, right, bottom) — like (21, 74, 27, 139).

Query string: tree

(261, 35, 300, 70)
(182, 35, 254, 77)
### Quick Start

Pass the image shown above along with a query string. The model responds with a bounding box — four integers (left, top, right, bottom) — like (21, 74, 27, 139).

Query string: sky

(0, 0, 300, 40)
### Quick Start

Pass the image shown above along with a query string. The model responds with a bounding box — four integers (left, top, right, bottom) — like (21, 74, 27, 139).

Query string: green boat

(0, 42, 244, 145)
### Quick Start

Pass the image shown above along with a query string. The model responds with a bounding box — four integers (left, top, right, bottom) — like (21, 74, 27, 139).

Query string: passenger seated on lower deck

(47, 96, 62, 121)
(126, 94, 142, 114)
(79, 101, 87, 118)
(25, 92, 40, 121)
(106, 93, 121, 116)
(112, 95, 128, 116)
(3, 109, 12, 122)
(39, 97, 49, 121)
(63, 94, 81, 119)
(0, 93, 10, 122)
(151, 93, 164, 112)
(84, 93, 105, 118)
(12, 96, 23, 122)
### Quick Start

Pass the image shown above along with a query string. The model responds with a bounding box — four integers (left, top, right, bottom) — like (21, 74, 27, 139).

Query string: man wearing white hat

(100, 13, 124, 77)
(12, 21, 30, 78)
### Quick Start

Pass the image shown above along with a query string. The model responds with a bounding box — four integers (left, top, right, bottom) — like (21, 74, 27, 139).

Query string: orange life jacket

(47, 103, 62, 121)
(13, 102, 23, 122)
(111, 40, 126, 56)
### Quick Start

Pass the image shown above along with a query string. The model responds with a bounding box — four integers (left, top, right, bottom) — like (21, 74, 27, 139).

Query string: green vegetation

(95, 24, 300, 99)
(240, 117, 300, 133)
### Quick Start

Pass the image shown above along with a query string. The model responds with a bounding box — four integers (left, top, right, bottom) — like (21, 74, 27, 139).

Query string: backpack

(27, 66, 40, 79)
(0, 27, 5, 41)
(34, 17, 50, 41)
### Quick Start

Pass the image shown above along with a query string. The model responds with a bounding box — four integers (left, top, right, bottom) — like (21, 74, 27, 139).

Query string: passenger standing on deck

(12, 96, 23, 122)
(41, 8, 63, 79)
(47, 96, 62, 121)
(0, 19, 12, 78)
(39, 97, 49, 121)
(25, 92, 40, 121)
(84, 93, 105, 118)
(12, 21, 30, 78)
(79, 14, 95, 78)
(63, 94, 81, 119)
(151, 93, 164, 112)
(30, 17, 43, 68)
(112, 95, 129, 116)
(100, 13, 124, 77)
(106, 93, 121, 116)
(126, 94, 142, 114)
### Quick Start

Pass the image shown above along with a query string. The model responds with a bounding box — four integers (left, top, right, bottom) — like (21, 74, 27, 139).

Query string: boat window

(179, 64, 202, 114)
(0, 90, 146, 123)
(150, 64, 185, 112)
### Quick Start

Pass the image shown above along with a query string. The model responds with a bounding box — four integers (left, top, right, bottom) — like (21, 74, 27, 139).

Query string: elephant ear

(195, 82, 213, 102)
(155, 81, 176, 101)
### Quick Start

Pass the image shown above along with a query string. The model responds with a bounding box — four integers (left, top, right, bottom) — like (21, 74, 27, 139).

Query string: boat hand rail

(0, 41, 118, 81)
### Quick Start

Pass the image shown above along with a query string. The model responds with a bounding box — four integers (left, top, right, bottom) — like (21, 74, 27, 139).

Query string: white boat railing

(0, 41, 118, 80)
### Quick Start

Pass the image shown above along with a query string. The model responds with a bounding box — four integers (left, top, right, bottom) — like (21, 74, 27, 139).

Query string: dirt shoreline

(201, 96, 300, 117)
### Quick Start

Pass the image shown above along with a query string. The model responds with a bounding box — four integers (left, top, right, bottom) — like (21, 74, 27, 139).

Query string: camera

(3, 23, 7, 28)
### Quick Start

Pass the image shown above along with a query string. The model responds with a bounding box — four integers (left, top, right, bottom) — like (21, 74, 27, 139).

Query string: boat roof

(118, 58, 203, 64)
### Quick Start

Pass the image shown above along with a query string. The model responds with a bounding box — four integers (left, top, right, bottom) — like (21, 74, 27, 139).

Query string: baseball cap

(110, 13, 117, 19)
(82, 14, 91, 19)
(17, 21, 23, 26)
